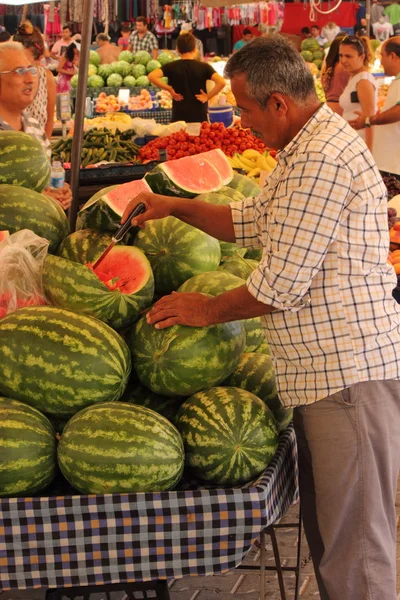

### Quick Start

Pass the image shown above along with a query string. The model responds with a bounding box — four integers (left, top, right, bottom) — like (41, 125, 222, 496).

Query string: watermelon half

(76, 179, 151, 232)
(0, 230, 9, 241)
(145, 149, 233, 198)
(43, 245, 154, 330)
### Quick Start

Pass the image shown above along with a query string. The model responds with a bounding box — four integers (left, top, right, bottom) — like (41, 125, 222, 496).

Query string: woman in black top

(148, 33, 226, 123)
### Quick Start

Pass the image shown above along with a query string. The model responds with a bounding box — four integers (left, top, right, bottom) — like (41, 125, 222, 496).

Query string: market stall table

(0, 426, 298, 594)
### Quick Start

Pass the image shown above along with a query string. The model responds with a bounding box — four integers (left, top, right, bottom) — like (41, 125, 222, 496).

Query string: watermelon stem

(154, 333, 180, 361)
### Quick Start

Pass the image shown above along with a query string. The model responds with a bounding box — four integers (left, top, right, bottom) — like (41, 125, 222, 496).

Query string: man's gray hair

(96, 33, 109, 43)
(225, 35, 316, 108)
(0, 41, 25, 69)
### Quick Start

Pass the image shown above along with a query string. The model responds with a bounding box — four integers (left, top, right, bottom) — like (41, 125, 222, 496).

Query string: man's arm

(349, 104, 400, 129)
(148, 68, 183, 100)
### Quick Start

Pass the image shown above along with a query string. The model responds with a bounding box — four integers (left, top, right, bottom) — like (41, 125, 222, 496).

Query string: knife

(92, 202, 146, 271)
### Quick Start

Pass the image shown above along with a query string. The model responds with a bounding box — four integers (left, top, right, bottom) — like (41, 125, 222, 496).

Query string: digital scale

(56, 93, 72, 138)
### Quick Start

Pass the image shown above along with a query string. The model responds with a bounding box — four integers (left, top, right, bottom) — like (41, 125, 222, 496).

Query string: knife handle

(114, 202, 146, 242)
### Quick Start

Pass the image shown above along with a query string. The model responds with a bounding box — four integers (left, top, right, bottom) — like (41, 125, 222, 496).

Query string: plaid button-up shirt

(129, 31, 158, 55)
(231, 104, 400, 407)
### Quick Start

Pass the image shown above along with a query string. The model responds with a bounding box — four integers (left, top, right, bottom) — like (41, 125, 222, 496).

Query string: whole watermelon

(176, 387, 279, 485)
(118, 60, 132, 78)
(97, 64, 114, 80)
(119, 50, 134, 63)
(135, 75, 150, 86)
(158, 52, 175, 66)
(218, 255, 259, 279)
(107, 73, 123, 87)
(0, 397, 57, 496)
(134, 217, 221, 295)
(121, 378, 184, 424)
(89, 50, 101, 66)
(134, 50, 151, 65)
(71, 74, 79, 88)
(226, 173, 261, 198)
(88, 64, 98, 77)
(88, 74, 105, 88)
(220, 242, 247, 261)
(0, 306, 131, 417)
(131, 63, 146, 78)
(56, 228, 114, 264)
(123, 75, 136, 87)
(0, 131, 50, 192)
(58, 402, 185, 493)
(129, 312, 246, 396)
(0, 184, 69, 252)
(146, 59, 161, 74)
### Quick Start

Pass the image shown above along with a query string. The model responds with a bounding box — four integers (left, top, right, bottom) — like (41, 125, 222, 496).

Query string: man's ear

(268, 92, 288, 115)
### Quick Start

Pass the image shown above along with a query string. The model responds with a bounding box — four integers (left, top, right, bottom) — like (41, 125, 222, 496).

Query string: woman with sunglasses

(339, 35, 377, 152)
(13, 21, 56, 139)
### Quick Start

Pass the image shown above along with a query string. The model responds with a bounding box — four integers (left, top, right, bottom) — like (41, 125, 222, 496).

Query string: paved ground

(2, 479, 399, 600)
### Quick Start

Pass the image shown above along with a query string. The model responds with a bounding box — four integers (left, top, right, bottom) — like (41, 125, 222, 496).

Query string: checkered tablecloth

(0, 426, 298, 591)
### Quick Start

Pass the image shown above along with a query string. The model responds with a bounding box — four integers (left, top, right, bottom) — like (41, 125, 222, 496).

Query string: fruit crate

(64, 160, 158, 186)
(70, 86, 159, 99)
(0, 426, 298, 593)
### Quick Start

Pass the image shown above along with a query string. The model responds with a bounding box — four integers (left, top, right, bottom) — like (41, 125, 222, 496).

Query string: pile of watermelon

(0, 140, 292, 499)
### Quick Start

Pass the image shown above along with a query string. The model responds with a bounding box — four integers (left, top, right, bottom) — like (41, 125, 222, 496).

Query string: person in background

(384, 0, 400, 26)
(320, 33, 350, 114)
(0, 31, 11, 43)
(56, 41, 79, 94)
(180, 22, 203, 60)
(118, 26, 131, 52)
(13, 21, 56, 139)
(0, 42, 71, 209)
(128, 16, 158, 60)
(95, 33, 120, 64)
(350, 37, 400, 177)
(373, 16, 394, 41)
(354, 18, 368, 37)
(311, 24, 328, 46)
(148, 33, 225, 124)
(233, 28, 253, 52)
(371, 0, 386, 25)
(301, 27, 312, 38)
(50, 25, 73, 59)
(321, 22, 341, 43)
(124, 34, 400, 600)
(339, 35, 377, 152)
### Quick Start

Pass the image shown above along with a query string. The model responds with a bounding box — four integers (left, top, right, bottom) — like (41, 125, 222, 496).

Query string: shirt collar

(278, 103, 329, 160)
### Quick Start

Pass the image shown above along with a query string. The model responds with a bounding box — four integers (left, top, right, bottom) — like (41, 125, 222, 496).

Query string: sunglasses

(341, 36, 365, 52)
(0, 67, 38, 76)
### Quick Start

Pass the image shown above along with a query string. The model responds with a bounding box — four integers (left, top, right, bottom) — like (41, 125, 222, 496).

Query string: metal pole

(366, 0, 371, 37)
(68, 0, 95, 230)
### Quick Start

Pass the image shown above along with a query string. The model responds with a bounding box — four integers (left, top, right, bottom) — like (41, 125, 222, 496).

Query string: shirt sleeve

(204, 63, 216, 79)
(230, 195, 263, 249)
(243, 154, 353, 312)
(149, 33, 158, 50)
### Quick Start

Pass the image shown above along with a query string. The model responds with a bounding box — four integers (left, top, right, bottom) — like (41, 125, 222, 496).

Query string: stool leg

(259, 528, 266, 600)
(269, 526, 287, 600)
(294, 505, 302, 600)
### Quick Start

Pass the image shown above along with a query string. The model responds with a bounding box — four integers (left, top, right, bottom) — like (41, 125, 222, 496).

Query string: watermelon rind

(56, 228, 114, 264)
(227, 173, 261, 198)
(0, 397, 57, 496)
(220, 242, 247, 261)
(134, 217, 221, 295)
(0, 306, 131, 417)
(0, 184, 69, 253)
(129, 312, 246, 396)
(0, 131, 51, 193)
(43, 250, 154, 330)
(176, 387, 279, 486)
(245, 248, 263, 261)
(218, 255, 259, 280)
(58, 402, 185, 493)
(121, 379, 184, 424)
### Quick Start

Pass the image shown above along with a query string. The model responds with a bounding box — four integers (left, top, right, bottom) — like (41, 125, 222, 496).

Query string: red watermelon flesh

(162, 154, 223, 194)
(104, 179, 151, 217)
(201, 149, 233, 186)
(0, 231, 10, 241)
(87, 245, 150, 295)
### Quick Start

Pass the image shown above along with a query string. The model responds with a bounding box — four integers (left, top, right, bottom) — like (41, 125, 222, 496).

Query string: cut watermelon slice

(0, 230, 10, 241)
(201, 149, 233, 186)
(76, 179, 151, 232)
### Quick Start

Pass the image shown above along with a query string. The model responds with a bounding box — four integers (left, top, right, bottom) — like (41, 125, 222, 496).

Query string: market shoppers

(0, 42, 72, 210)
(310, 24, 327, 46)
(13, 20, 56, 139)
(123, 35, 400, 600)
(320, 33, 350, 114)
(128, 17, 158, 60)
(350, 36, 400, 176)
(50, 25, 73, 59)
(56, 41, 79, 94)
(339, 35, 377, 152)
(233, 28, 253, 52)
(148, 33, 225, 123)
(95, 33, 121, 64)
(180, 22, 204, 60)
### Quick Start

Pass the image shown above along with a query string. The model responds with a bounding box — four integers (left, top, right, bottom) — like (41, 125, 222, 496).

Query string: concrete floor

(1, 479, 399, 600)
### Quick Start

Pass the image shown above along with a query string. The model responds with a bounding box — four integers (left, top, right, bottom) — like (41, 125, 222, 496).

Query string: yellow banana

(242, 149, 261, 160)
(236, 154, 257, 169)
(257, 154, 271, 171)
(230, 155, 243, 169)
(247, 167, 261, 178)
(266, 155, 277, 169)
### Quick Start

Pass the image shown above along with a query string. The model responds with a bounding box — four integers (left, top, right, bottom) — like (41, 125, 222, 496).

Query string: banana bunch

(229, 149, 277, 177)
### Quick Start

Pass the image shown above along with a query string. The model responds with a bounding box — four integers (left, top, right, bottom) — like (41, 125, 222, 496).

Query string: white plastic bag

(0, 229, 49, 318)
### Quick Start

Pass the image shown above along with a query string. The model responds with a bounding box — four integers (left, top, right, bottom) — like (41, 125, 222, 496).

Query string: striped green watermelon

(217, 186, 245, 202)
(134, 217, 221, 295)
(0, 184, 69, 253)
(220, 242, 247, 261)
(0, 397, 57, 496)
(177, 271, 264, 352)
(253, 338, 271, 356)
(76, 179, 151, 232)
(227, 173, 261, 197)
(176, 387, 278, 486)
(195, 186, 244, 206)
(218, 255, 259, 279)
(129, 312, 245, 396)
(0, 306, 131, 417)
(245, 248, 263, 261)
(121, 379, 184, 424)
(43, 247, 154, 330)
(57, 229, 113, 263)
(58, 402, 185, 493)
(0, 131, 50, 192)
(145, 149, 232, 198)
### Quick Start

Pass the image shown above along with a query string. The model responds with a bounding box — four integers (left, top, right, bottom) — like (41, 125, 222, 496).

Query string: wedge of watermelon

(0, 231, 10, 241)
(76, 179, 151, 232)
(145, 150, 232, 198)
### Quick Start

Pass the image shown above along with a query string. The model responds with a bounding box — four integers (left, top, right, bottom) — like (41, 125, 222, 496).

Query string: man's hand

(146, 292, 214, 329)
(121, 191, 177, 228)
(169, 87, 184, 101)
(44, 182, 72, 210)
(349, 110, 366, 130)
(195, 89, 209, 103)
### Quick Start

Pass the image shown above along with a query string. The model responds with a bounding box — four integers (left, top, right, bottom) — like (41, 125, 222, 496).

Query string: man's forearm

(371, 104, 400, 126)
(170, 198, 236, 242)
(207, 284, 276, 324)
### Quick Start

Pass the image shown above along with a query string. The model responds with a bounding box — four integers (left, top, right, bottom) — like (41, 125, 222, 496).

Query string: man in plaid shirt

(123, 36, 400, 600)
(128, 16, 158, 60)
